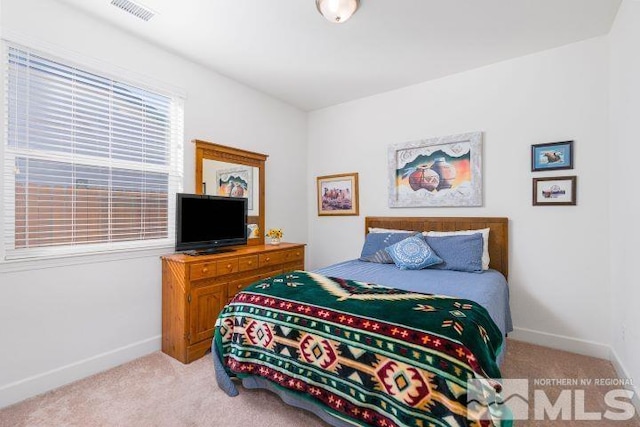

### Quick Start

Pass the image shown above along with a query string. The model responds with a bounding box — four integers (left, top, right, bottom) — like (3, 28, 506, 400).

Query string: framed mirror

(194, 140, 268, 246)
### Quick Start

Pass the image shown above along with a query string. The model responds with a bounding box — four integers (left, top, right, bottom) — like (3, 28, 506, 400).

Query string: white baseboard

(0, 335, 161, 409)
(609, 347, 640, 416)
(509, 327, 611, 359)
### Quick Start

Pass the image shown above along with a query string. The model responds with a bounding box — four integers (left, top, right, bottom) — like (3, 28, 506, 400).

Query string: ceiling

(56, 0, 621, 111)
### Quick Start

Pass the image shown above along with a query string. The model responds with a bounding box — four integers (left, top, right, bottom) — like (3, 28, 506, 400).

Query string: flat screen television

(175, 193, 248, 255)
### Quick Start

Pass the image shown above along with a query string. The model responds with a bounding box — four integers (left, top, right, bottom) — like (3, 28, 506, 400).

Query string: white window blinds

(3, 42, 184, 260)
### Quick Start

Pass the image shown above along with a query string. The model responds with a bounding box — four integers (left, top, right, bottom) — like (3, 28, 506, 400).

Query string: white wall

(1, 0, 636, 412)
(0, 0, 307, 408)
(609, 0, 640, 404)
(308, 37, 611, 356)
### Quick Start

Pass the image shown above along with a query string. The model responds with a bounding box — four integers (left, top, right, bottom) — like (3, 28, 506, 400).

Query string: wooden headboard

(364, 217, 509, 279)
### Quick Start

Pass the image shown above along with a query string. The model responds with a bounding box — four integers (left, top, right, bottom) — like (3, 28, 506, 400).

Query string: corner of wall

(609, 346, 640, 416)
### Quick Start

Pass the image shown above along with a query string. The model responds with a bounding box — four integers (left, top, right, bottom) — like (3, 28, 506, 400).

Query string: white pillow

(368, 227, 416, 233)
(424, 228, 490, 270)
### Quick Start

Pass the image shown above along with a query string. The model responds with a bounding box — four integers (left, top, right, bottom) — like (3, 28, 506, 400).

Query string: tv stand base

(183, 248, 235, 256)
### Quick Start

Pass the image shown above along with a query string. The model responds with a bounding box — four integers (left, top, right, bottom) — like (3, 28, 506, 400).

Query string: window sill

(0, 244, 175, 274)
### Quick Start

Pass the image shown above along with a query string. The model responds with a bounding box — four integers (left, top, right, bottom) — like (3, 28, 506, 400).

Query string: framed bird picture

(531, 141, 574, 171)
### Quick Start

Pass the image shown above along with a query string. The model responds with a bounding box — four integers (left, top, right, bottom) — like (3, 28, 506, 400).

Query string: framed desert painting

(317, 172, 359, 216)
(216, 166, 253, 210)
(388, 131, 483, 207)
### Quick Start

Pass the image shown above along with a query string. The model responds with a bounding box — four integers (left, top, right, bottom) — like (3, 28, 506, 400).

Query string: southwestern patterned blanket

(214, 271, 509, 426)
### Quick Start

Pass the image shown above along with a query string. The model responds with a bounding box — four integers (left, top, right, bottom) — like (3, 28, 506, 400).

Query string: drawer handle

(226, 264, 232, 269)
(265, 257, 270, 262)
(247, 260, 253, 265)
(202, 267, 208, 273)
(237, 284, 243, 289)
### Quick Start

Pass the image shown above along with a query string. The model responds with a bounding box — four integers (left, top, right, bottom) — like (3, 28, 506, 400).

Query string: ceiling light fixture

(316, 0, 360, 24)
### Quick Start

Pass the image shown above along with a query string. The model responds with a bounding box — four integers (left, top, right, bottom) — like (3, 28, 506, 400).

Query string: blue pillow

(425, 233, 483, 273)
(359, 232, 415, 263)
(384, 235, 443, 270)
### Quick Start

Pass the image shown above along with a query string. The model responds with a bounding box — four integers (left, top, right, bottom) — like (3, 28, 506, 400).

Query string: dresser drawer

(227, 273, 263, 296)
(260, 268, 284, 280)
(282, 262, 304, 273)
(238, 255, 259, 272)
(259, 251, 286, 267)
(282, 248, 304, 263)
(216, 259, 239, 276)
(190, 262, 217, 280)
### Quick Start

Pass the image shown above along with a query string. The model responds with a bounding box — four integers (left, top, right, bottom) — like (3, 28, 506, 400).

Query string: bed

(213, 217, 512, 426)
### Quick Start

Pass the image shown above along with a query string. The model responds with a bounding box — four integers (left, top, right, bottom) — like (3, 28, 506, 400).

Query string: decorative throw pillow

(425, 228, 491, 270)
(359, 232, 415, 263)
(424, 233, 484, 273)
(384, 235, 443, 270)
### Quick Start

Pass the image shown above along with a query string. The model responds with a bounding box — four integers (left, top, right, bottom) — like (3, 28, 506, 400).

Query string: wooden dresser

(161, 243, 305, 363)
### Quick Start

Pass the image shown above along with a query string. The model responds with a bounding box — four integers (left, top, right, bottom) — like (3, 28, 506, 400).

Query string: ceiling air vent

(110, 0, 155, 22)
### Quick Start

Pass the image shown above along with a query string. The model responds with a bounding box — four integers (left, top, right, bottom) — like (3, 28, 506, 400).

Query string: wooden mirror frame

(194, 140, 268, 246)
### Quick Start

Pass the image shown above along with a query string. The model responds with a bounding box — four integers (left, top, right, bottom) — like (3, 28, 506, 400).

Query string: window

(3, 42, 184, 260)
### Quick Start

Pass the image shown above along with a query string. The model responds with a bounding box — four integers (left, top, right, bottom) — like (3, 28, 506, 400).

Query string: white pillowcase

(424, 228, 491, 270)
(368, 227, 416, 233)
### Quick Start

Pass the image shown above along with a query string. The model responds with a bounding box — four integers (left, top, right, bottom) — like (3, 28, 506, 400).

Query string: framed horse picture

(317, 172, 359, 216)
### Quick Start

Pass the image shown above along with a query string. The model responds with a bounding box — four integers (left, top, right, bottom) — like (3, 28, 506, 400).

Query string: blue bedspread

(315, 260, 513, 339)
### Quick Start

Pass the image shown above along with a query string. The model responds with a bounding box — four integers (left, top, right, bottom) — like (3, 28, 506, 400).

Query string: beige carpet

(1, 339, 638, 426)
